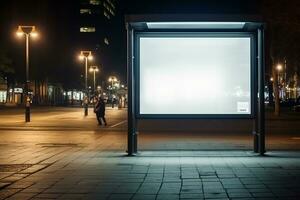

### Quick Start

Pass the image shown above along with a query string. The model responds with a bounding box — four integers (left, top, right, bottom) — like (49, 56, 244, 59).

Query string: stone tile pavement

(0, 135, 300, 200)
(0, 107, 299, 199)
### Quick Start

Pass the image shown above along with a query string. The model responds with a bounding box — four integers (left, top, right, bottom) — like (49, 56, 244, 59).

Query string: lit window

(109, 8, 115, 16)
(80, 27, 96, 32)
(107, 0, 115, 9)
(103, 11, 110, 19)
(111, 9, 115, 16)
(103, 2, 108, 10)
(104, 37, 109, 45)
(90, 0, 100, 5)
(80, 9, 92, 14)
(103, 2, 115, 17)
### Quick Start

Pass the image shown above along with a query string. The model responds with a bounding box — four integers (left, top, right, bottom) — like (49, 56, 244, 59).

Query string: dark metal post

(131, 28, 138, 154)
(93, 70, 96, 95)
(25, 34, 30, 122)
(253, 121, 259, 153)
(253, 32, 259, 153)
(127, 23, 135, 155)
(84, 57, 88, 116)
(253, 99, 259, 152)
(133, 131, 138, 153)
(258, 27, 266, 155)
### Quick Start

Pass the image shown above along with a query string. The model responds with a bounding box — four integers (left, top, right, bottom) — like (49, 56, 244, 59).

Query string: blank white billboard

(139, 36, 251, 115)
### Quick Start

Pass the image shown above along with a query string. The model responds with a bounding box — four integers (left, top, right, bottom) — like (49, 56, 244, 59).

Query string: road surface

(0, 106, 299, 199)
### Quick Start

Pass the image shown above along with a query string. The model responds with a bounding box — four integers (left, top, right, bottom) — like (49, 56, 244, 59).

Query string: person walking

(94, 96, 107, 126)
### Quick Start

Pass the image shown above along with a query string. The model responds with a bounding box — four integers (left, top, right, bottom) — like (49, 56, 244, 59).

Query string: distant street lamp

(78, 50, 93, 116)
(276, 64, 282, 72)
(108, 76, 118, 89)
(97, 85, 102, 94)
(16, 25, 38, 122)
(275, 64, 283, 83)
(108, 76, 118, 108)
(89, 66, 99, 95)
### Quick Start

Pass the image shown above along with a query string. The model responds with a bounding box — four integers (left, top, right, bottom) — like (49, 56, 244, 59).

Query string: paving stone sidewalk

(0, 107, 299, 199)
(1, 141, 300, 200)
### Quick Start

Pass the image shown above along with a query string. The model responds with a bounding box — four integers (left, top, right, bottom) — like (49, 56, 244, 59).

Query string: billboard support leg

(258, 27, 266, 155)
(134, 132, 138, 153)
(253, 130, 259, 153)
(253, 31, 259, 154)
(127, 24, 136, 156)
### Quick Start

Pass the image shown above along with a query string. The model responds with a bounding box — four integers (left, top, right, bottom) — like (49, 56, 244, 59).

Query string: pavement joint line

(110, 120, 127, 128)
(0, 147, 83, 193)
(0, 163, 51, 191)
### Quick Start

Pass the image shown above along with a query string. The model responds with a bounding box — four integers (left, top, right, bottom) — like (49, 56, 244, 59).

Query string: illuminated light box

(146, 22, 246, 29)
(138, 34, 252, 116)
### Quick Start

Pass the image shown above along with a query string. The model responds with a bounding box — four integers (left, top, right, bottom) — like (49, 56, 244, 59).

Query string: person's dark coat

(95, 99, 105, 116)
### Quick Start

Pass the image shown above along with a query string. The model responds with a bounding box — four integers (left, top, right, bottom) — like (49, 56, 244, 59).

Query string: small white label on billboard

(237, 102, 249, 113)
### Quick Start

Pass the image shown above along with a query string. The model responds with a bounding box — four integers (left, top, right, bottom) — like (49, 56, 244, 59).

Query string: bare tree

(261, 0, 300, 116)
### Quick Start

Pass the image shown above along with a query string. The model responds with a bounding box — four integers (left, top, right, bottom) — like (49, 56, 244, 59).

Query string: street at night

(1, 0, 300, 199)
(0, 107, 300, 199)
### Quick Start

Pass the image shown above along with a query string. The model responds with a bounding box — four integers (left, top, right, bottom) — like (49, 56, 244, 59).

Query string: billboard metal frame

(126, 14, 265, 156)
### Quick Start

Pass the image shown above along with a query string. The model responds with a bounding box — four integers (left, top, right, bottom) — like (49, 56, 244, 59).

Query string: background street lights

(108, 76, 118, 89)
(89, 65, 99, 95)
(108, 76, 118, 107)
(16, 25, 38, 122)
(78, 51, 93, 116)
(276, 64, 283, 98)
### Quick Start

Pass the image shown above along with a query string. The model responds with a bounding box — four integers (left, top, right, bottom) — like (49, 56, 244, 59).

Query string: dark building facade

(75, 0, 118, 90)
(78, 0, 116, 47)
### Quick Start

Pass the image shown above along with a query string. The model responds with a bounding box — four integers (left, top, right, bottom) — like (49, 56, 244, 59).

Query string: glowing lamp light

(16, 31, 23, 37)
(276, 64, 283, 71)
(30, 32, 38, 37)
(78, 54, 84, 60)
(16, 26, 23, 37)
(108, 76, 118, 83)
(30, 31, 38, 38)
(89, 66, 99, 73)
(78, 51, 92, 61)
(16, 26, 38, 38)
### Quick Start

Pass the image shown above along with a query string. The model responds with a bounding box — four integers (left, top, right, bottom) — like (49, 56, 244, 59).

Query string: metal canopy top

(125, 14, 264, 31)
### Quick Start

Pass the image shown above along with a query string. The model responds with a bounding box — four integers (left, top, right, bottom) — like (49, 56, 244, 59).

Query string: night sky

(1, 0, 299, 89)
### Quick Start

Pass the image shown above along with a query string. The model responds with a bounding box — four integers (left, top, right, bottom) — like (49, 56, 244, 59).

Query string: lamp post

(108, 76, 118, 108)
(276, 64, 282, 80)
(108, 76, 118, 89)
(276, 64, 283, 99)
(89, 66, 99, 95)
(16, 26, 38, 122)
(79, 51, 93, 116)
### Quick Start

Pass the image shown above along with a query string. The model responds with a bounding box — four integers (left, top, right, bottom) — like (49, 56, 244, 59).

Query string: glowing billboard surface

(139, 36, 251, 115)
